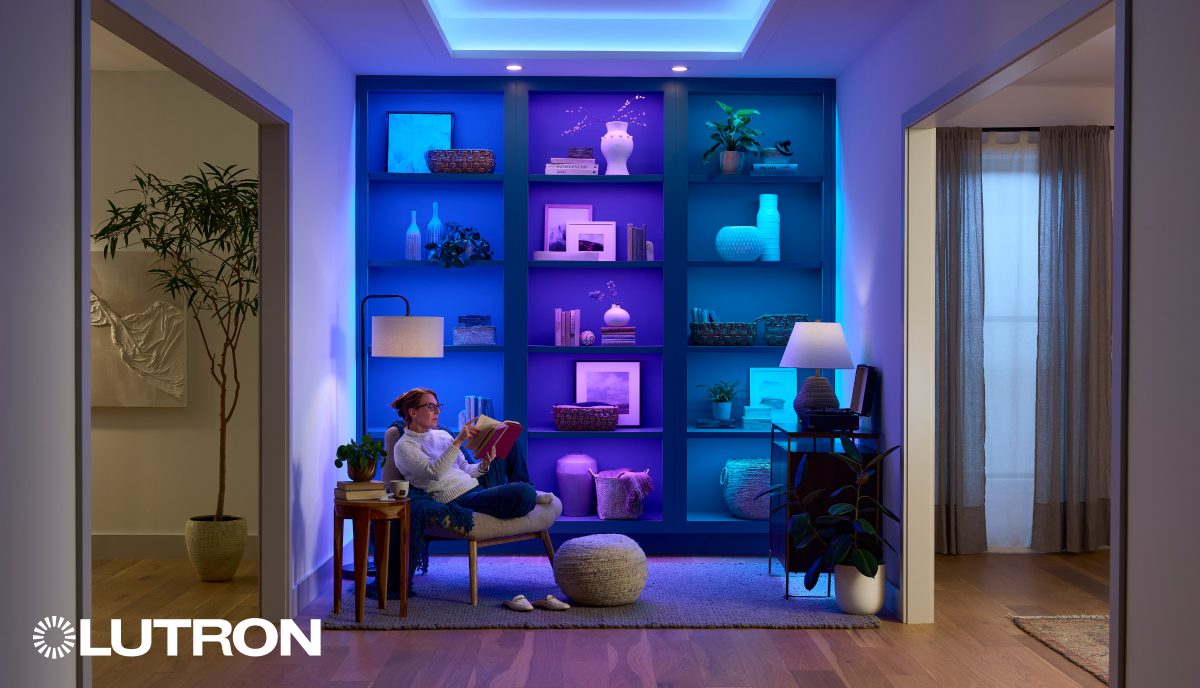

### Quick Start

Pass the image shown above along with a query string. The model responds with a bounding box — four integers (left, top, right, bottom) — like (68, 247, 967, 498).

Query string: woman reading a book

(389, 388, 541, 519)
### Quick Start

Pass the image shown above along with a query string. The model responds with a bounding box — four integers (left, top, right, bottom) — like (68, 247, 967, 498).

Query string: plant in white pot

(94, 164, 259, 582)
(697, 379, 740, 421)
(758, 438, 901, 614)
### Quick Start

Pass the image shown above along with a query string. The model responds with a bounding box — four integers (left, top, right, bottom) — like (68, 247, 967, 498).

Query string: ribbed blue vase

(715, 225, 764, 261)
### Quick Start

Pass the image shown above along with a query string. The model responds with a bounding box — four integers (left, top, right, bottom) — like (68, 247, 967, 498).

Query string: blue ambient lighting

(424, 0, 775, 57)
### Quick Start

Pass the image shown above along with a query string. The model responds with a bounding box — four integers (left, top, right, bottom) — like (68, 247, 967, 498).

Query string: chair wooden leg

(540, 531, 555, 563)
(469, 540, 479, 606)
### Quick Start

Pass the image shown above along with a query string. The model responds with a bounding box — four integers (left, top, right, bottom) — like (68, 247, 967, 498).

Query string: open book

(465, 414, 523, 459)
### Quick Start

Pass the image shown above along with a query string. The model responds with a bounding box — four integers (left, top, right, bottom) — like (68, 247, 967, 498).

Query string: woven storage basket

(756, 314, 810, 346)
(690, 321, 756, 346)
(553, 403, 619, 431)
(719, 457, 770, 520)
(591, 469, 651, 520)
(424, 149, 496, 174)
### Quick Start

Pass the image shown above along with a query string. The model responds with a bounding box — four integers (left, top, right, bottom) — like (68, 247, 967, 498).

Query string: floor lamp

(359, 294, 444, 439)
(779, 321, 854, 414)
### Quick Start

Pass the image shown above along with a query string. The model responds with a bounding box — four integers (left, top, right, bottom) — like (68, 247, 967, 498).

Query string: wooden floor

(90, 551, 1109, 687)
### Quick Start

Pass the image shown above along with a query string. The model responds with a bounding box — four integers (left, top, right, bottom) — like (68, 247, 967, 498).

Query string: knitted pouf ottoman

(552, 534, 647, 606)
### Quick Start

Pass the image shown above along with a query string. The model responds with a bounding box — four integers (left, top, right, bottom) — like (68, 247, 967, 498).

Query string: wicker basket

(553, 403, 619, 431)
(591, 468, 652, 520)
(424, 149, 496, 174)
(756, 314, 810, 346)
(690, 321, 756, 346)
(719, 457, 770, 520)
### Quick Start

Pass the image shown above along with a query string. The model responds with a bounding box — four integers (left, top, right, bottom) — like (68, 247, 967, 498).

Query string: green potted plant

(425, 221, 494, 268)
(697, 379, 740, 420)
(757, 438, 901, 614)
(702, 101, 764, 175)
(334, 435, 385, 482)
(93, 163, 258, 582)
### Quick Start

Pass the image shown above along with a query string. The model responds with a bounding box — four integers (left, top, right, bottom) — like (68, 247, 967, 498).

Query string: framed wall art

(544, 203, 593, 252)
(575, 360, 641, 426)
(387, 111, 453, 173)
(565, 220, 617, 262)
(748, 367, 798, 425)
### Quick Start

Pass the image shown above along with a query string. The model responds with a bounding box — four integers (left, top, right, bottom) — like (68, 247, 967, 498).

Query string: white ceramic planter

(834, 563, 885, 615)
(600, 121, 633, 175)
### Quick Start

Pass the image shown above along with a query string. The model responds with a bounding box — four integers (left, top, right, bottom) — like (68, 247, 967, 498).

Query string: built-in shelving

(369, 172, 504, 183)
(529, 261, 661, 269)
(527, 427, 664, 438)
(367, 259, 505, 269)
(686, 260, 822, 269)
(528, 345, 662, 353)
(687, 174, 823, 184)
(528, 174, 663, 183)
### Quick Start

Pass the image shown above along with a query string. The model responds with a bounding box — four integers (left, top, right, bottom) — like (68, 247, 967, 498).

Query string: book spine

(550, 157, 595, 164)
(554, 307, 562, 346)
(543, 167, 598, 175)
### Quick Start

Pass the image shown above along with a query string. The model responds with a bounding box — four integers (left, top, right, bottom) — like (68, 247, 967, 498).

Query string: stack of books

(544, 157, 598, 175)
(751, 162, 799, 175)
(554, 308, 581, 346)
(742, 405, 773, 431)
(334, 480, 385, 501)
(600, 326, 636, 346)
(625, 224, 652, 261)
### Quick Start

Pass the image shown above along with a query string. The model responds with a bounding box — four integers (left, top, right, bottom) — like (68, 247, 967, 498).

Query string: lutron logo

(32, 617, 320, 659)
(32, 616, 77, 659)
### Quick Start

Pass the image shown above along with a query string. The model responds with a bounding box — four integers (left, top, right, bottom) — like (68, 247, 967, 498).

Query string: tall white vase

(600, 121, 633, 176)
(404, 210, 422, 260)
(757, 193, 780, 262)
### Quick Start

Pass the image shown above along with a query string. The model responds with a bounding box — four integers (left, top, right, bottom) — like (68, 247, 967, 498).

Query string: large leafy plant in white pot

(94, 163, 259, 582)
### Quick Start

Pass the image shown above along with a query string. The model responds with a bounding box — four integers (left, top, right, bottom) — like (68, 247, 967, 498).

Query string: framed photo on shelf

(575, 360, 641, 426)
(387, 112, 453, 173)
(566, 221, 617, 262)
(543, 204, 592, 252)
(749, 367, 798, 425)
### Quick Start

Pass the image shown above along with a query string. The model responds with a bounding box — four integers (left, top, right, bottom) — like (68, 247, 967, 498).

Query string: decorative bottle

(404, 210, 422, 261)
(426, 201, 443, 253)
(756, 193, 780, 262)
(600, 121, 634, 176)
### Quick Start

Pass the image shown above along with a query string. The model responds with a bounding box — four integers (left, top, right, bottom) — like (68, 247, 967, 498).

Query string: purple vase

(556, 454, 598, 517)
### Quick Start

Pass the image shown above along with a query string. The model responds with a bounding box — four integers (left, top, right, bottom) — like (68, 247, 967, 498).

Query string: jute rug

(1012, 615, 1110, 684)
(323, 556, 879, 630)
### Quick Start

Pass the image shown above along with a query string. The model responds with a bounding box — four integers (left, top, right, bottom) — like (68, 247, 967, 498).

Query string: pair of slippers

(504, 594, 570, 612)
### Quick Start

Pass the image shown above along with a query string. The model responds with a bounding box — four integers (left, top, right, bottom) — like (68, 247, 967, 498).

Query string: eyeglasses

(416, 402, 445, 412)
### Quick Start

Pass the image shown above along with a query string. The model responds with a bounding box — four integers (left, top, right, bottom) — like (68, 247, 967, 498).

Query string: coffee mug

(390, 480, 409, 499)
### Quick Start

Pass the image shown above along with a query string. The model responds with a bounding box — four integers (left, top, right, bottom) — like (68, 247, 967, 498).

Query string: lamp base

(794, 375, 840, 414)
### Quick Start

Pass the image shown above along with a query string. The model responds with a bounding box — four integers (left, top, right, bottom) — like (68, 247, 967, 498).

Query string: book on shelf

(334, 487, 386, 501)
(336, 480, 385, 491)
(625, 223, 649, 261)
(554, 308, 581, 346)
(532, 250, 599, 262)
(751, 163, 799, 175)
(465, 414, 524, 458)
(544, 164, 599, 175)
(550, 157, 595, 164)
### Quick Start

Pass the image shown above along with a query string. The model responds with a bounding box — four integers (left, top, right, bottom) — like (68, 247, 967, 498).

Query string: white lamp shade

(779, 321, 854, 370)
(371, 315, 444, 357)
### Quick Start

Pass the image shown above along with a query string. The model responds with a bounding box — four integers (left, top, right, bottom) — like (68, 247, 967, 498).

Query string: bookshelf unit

(357, 77, 835, 553)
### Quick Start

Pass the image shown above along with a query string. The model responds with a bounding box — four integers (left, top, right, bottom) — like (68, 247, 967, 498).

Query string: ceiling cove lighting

(671, 66, 688, 72)
(424, 0, 775, 58)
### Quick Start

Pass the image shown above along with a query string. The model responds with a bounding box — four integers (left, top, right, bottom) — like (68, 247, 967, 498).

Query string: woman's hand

(478, 447, 497, 471)
(454, 417, 479, 445)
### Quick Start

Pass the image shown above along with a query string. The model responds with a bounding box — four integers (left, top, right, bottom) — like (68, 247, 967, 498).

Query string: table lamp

(359, 294, 443, 438)
(778, 321, 854, 414)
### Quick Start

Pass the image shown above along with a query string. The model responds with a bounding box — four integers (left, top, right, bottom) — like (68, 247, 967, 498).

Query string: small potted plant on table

(698, 379, 741, 421)
(335, 435, 385, 482)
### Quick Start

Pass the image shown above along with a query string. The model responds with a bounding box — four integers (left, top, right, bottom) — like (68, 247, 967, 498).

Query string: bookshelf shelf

(368, 259, 504, 269)
(686, 260, 821, 269)
(528, 345, 662, 353)
(529, 174, 663, 183)
(529, 261, 661, 269)
(527, 427, 664, 438)
(688, 174, 822, 184)
(369, 172, 504, 183)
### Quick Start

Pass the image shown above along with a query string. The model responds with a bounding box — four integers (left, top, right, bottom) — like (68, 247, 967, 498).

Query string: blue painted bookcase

(356, 76, 835, 554)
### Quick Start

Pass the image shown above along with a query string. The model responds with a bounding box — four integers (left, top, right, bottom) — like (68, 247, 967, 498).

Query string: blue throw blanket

(379, 485, 474, 598)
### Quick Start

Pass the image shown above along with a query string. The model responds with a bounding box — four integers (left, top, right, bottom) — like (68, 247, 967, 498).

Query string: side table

(334, 496, 410, 621)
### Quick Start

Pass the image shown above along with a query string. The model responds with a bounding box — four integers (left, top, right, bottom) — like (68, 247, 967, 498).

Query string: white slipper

(504, 594, 534, 612)
(532, 594, 570, 611)
(535, 491, 554, 505)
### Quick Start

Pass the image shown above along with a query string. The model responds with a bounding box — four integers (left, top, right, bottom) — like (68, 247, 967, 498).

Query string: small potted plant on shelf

(334, 435, 385, 482)
(757, 438, 901, 615)
(425, 222, 494, 268)
(702, 101, 764, 175)
(697, 379, 740, 420)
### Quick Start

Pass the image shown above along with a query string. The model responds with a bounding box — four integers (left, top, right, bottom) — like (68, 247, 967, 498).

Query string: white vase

(834, 563, 886, 615)
(757, 193, 780, 262)
(426, 201, 443, 249)
(604, 303, 630, 326)
(404, 210, 422, 260)
(600, 121, 633, 176)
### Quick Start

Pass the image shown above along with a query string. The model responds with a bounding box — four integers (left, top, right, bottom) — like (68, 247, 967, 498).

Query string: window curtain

(981, 133, 1039, 550)
(935, 128, 988, 554)
(1033, 126, 1111, 553)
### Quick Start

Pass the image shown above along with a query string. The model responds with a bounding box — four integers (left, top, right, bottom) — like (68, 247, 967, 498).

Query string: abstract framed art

(575, 360, 641, 426)
(387, 111, 453, 173)
(749, 367, 797, 425)
(544, 203, 592, 252)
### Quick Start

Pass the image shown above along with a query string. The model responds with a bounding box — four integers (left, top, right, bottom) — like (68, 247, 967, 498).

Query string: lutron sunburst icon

(32, 616, 76, 659)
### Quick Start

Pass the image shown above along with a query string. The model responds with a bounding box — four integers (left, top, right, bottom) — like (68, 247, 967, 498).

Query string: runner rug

(1012, 614, 1110, 684)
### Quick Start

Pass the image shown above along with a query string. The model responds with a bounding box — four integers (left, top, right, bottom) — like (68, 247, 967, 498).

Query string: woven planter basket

(424, 149, 496, 174)
(553, 403, 619, 431)
(756, 314, 810, 346)
(591, 468, 651, 520)
(690, 322, 756, 346)
(719, 457, 770, 520)
(184, 515, 247, 581)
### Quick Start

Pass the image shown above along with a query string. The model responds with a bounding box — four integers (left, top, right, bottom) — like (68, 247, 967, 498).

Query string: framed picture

(749, 367, 798, 425)
(566, 221, 617, 262)
(544, 204, 592, 252)
(387, 112, 453, 173)
(575, 360, 641, 426)
(850, 364, 877, 416)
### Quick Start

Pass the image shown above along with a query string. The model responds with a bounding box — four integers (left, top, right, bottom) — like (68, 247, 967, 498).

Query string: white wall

(1125, 0, 1200, 682)
(1, 1, 83, 685)
(90, 70, 260, 556)
(136, 0, 356, 605)
(943, 84, 1114, 127)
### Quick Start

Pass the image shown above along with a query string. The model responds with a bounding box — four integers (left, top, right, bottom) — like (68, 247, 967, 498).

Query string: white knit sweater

(393, 427, 487, 503)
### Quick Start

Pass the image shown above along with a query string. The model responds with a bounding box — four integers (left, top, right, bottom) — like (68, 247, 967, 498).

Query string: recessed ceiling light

(506, 64, 523, 71)
(672, 66, 688, 72)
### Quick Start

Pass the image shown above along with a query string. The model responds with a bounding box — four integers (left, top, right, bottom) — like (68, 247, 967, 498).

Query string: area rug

(323, 556, 879, 630)
(1011, 615, 1109, 684)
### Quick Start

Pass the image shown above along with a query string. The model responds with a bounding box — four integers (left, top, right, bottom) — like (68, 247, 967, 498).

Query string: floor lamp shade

(371, 316, 444, 358)
(779, 322, 854, 412)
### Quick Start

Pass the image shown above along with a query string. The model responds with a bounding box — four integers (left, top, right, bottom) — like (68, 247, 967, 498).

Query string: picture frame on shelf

(749, 367, 798, 425)
(575, 360, 641, 426)
(544, 204, 593, 252)
(566, 221, 618, 262)
(387, 111, 453, 173)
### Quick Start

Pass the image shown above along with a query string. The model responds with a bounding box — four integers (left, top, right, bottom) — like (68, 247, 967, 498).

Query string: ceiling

(1015, 25, 1114, 87)
(285, 0, 917, 77)
(91, 23, 167, 71)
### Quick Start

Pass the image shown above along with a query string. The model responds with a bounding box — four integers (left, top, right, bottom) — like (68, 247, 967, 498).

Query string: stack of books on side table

(742, 405, 773, 431)
(334, 480, 385, 501)
(600, 326, 636, 345)
(544, 157, 598, 175)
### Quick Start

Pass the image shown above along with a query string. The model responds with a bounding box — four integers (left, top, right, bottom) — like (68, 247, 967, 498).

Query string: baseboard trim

(92, 533, 260, 560)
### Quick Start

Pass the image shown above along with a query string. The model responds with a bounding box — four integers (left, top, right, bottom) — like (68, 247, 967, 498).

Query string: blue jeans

(451, 482, 537, 520)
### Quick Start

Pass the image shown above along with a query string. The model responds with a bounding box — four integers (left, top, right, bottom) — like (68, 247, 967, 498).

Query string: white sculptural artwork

(90, 251, 187, 407)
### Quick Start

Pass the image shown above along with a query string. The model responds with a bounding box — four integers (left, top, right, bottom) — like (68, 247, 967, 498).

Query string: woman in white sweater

(390, 388, 537, 520)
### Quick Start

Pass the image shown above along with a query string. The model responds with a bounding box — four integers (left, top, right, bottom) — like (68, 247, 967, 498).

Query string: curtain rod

(982, 126, 1115, 132)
